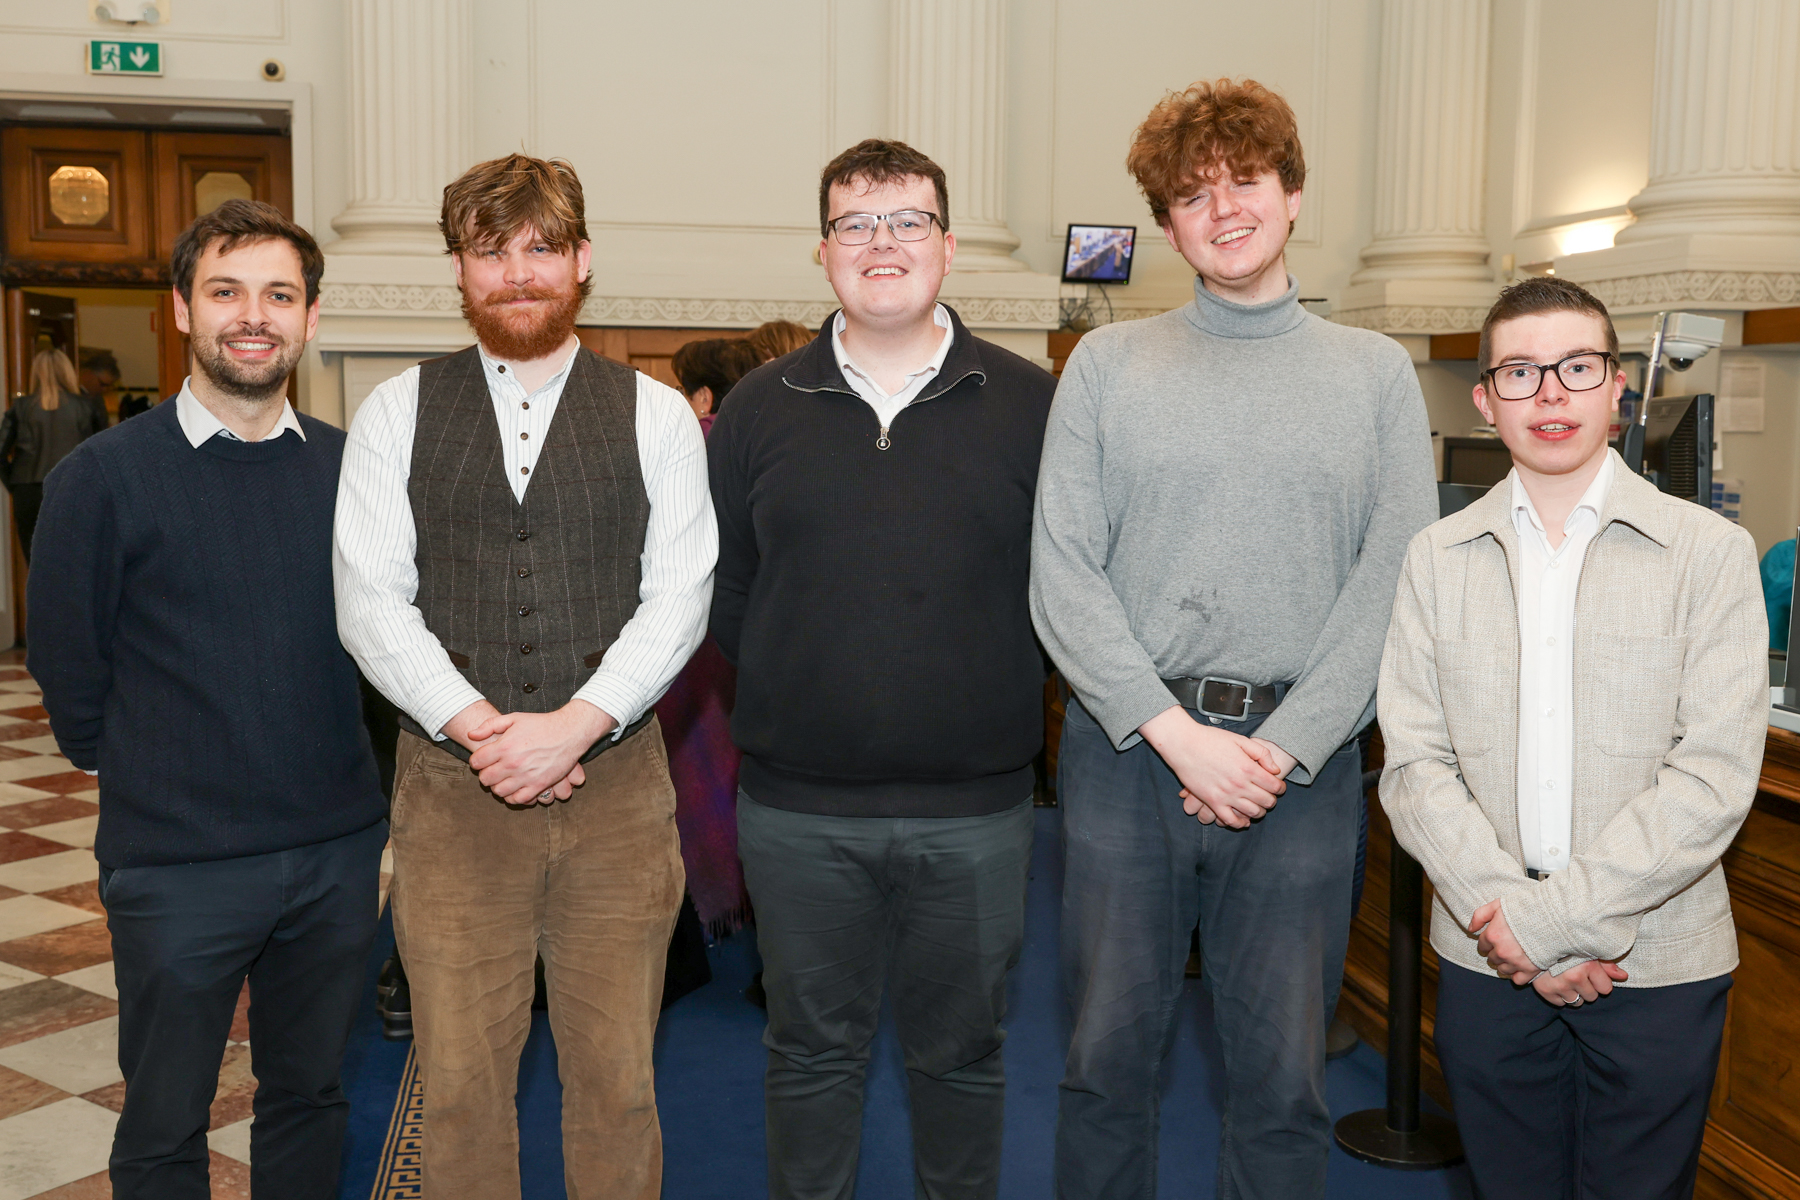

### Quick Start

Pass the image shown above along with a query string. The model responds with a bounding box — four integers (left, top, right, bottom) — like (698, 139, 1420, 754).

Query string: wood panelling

(1349, 728, 1800, 1199)
(2, 127, 151, 263)
(151, 132, 293, 259)
(1048, 330, 1083, 377)
(1744, 308, 1800, 347)
(575, 326, 750, 392)
(1430, 332, 1481, 360)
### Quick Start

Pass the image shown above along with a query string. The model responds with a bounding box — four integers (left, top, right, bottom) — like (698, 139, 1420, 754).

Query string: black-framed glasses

(1483, 352, 1616, 400)
(826, 210, 942, 245)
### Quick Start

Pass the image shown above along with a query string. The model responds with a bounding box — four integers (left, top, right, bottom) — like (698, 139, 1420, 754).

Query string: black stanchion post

(1332, 829, 1463, 1170)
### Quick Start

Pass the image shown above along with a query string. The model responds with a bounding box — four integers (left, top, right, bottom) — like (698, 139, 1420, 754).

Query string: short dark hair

(671, 338, 761, 414)
(79, 347, 121, 380)
(171, 199, 325, 307)
(818, 139, 949, 239)
(1479, 276, 1619, 370)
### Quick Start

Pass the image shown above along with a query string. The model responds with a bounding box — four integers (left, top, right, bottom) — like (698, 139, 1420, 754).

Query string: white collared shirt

(1510, 452, 1616, 873)
(174, 379, 306, 446)
(830, 303, 953, 431)
(333, 342, 718, 741)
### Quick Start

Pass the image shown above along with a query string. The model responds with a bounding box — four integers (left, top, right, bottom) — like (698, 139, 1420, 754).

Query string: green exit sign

(87, 40, 162, 76)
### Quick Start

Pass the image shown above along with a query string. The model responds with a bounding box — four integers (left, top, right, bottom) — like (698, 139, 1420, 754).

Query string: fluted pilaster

(329, 0, 474, 255)
(1615, 0, 1800, 244)
(890, 0, 1025, 271)
(1338, 0, 1497, 333)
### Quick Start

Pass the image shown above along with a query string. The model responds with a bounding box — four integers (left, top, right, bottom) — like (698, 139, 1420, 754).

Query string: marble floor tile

(0, 920, 113, 977)
(210, 1043, 256, 1131)
(0, 694, 43, 713)
(0, 670, 31, 683)
(0, 850, 98, 895)
(0, 896, 98, 943)
(0, 833, 68, 867)
(2, 707, 47, 723)
(0, 798, 97, 832)
(37, 881, 102, 917)
(0, 981, 116, 1050)
(64, 790, 98, 804)
(0, 760, 72, 785)
(53, 963, 115, 1002)
(27, 817, 96, 850)
(0, 748, 42, 764)
(0, 1016, 122, 1095)
(12, 774, 95, 799)
(0, 784, 54, 809)
(0, 1096, 117, 1200)
(229, 982, 250, 1043)
(0, 737, 63, 757)
(0, 680, 41, 694)
(26, 1171, 112, 1200)
(75, 1080, 122, 1114)
(0, 886, 19, 902)
(0, 725, 56, 746)
(209, 1149, 252, 1198)
(208, 1115, 252, 1165)
(0, 963, 43, 993)
(0, 1063, 66, 1121)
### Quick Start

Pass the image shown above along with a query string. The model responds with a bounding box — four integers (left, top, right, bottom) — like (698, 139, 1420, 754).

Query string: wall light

(1556, 220, 1619, 257)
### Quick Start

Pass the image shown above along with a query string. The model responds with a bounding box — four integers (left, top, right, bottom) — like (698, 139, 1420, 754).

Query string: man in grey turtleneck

(1031, 79, 1436, 1200)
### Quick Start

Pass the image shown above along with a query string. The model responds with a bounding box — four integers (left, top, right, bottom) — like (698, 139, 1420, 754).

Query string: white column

(1339, 0, 1497, 332)
(328, 0, 474, 255)
(1615, 0, 1800, 245)
(889, 0, 1026, 271)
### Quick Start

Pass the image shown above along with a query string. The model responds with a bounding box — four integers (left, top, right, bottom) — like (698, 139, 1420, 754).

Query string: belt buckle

(1198, 676, 1253, 721)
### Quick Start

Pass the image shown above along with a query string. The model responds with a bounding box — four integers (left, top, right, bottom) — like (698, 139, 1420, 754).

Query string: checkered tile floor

(0, 652, 397, 1199)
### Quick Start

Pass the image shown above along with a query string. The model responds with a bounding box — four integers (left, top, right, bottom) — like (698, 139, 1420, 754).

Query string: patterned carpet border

(370, 1045, 424, 1200)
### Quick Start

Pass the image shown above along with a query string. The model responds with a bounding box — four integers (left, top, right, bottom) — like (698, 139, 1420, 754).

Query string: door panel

(151, 132, 294, 258)
(2, 127, 152, 263)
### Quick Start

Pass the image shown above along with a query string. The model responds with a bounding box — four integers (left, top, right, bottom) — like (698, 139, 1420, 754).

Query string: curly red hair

(1127, 79, 1306, 227)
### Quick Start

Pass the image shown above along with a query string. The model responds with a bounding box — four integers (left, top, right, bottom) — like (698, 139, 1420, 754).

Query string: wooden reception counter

(1344, 726, 1800, 1200)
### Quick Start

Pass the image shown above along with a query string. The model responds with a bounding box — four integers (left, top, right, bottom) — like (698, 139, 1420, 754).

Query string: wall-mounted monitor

(1061, 224, 1136, 284)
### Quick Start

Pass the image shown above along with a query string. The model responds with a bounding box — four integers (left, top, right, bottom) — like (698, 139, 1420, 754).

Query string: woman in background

(745, 320, 812, 364)
(9, 347, 106, 561)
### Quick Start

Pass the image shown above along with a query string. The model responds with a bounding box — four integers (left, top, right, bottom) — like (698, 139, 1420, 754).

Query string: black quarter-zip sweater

(708, 306, 1056, 817)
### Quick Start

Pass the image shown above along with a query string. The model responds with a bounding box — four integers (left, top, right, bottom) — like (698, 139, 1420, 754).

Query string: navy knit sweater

(27, 399, 385, 869)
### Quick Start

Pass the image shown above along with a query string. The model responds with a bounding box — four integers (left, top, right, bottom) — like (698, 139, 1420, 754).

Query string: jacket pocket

(1435, 637, 1508, 756)
(1594, 635, 1687, 757)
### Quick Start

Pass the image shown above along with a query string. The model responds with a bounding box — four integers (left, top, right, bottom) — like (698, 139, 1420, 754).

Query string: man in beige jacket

(1379, 276, 1767, 1200)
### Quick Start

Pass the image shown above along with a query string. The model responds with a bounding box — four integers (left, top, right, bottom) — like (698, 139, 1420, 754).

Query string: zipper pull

(876, 426, 891, 451)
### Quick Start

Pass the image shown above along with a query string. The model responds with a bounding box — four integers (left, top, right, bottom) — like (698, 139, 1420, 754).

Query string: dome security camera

(1657, 314, 1724, 371)
(261, 59, 285, 81)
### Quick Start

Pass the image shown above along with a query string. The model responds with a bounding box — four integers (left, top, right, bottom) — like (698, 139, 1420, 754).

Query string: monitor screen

(1640, 393, 1713, 506)
(1061, 224, 1136, 284)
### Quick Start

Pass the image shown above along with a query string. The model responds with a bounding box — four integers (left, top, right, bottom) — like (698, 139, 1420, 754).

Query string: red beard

(462, 282, 583, 361)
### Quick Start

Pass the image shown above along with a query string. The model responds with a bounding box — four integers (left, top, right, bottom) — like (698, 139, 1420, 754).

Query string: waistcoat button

(522, 683, 537, 693)
(518, 605, 532, 617)
(521, 643, 533, 655)
(517, 529, 530, 541)
(517, 567, 530, 578)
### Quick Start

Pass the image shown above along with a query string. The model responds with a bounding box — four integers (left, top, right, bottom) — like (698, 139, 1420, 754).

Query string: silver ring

(1569, 997, 1584, 1007)
(537, 789, 554, 800)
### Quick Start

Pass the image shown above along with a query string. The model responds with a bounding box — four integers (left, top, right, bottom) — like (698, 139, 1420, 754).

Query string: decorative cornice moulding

(1578, 270, 1800, 312)
(320, 285, 1063, 329)
(1331, 305, 1489, 334)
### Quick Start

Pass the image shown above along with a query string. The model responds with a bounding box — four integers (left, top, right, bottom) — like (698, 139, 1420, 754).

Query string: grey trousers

(1054, 698, 1362, 1200)
(737, 789, 1036, 1200)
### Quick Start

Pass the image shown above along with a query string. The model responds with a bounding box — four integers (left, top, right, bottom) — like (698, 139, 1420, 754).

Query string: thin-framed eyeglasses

(1483, 351, 1617, 401)
(826, 210, 942, 245)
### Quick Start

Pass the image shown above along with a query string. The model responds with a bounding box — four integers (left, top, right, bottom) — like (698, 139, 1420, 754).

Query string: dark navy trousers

(101, 819, 385, 1200)
(1053, 698, 1362, 1200)
(1435, 961, 1730, 1200)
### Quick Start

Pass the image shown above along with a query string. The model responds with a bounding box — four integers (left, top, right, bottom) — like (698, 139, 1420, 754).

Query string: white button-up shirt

(1510, 452, 1616, 873)
(175, 379, 306, 446)
(333, 341, 717, 741)
(830, 303, 953, 432)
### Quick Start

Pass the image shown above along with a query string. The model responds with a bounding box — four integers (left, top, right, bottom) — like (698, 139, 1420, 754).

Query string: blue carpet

(339, 809, 1474, 1198)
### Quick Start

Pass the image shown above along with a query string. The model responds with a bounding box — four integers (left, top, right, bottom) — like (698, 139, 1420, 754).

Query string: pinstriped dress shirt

(333, 341, 717, 742)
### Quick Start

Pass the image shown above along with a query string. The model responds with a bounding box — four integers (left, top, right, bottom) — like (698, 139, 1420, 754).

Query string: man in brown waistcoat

(333, 154, 717, 1200)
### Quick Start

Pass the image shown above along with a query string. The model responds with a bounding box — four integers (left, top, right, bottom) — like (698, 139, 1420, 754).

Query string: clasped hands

(1469, 899, 1628, 1006)
(442, 697, 618, 807)
(1141, 706, 1294, 830)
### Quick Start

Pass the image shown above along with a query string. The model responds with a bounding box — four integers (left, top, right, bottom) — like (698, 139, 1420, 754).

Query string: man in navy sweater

(28, 200, 386, 1200)
(709, 139, 1055, 1199)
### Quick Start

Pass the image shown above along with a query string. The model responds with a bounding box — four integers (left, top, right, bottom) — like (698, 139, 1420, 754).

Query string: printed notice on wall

(1720, 360, 1766, 433)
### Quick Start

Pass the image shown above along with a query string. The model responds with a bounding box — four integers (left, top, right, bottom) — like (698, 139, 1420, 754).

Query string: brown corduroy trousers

(389, 722, 683, 1200)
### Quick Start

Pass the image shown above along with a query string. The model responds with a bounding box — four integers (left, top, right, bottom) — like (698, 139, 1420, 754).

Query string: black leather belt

(1163, 676, 1282, 721)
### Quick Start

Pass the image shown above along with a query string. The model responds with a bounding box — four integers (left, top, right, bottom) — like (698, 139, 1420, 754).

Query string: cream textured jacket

(1378, 452, 1767, 987)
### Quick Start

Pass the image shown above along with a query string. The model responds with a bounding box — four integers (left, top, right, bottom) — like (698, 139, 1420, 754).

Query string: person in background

(29, 200, 386, 1199)
(745, 319, 813, 364)
(1761, 536, 1794, 651)
(9, 347, 107, 560)
(671, 337, 761, 423)
(1381, 277, 1765, 1200)
(78, 347, 122, 415)
(1030, 79, 1436, 1200)
(711, 137, 1055, 1199)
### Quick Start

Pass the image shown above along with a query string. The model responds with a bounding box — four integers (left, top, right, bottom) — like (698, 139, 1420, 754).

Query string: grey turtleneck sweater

(1029, 275, 1437, 782)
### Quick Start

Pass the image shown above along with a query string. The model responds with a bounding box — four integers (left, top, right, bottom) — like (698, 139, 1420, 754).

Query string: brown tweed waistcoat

(403, 345, 649, 755)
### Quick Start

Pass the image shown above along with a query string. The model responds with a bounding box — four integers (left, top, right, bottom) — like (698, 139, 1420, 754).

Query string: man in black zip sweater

(709, 139, 1055, 1200)
(27, 202, 385, 1200)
